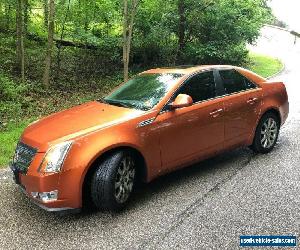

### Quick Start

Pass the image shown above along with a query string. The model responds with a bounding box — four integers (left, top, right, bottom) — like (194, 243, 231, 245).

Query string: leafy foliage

(0, 0, 272, 124)
(0, 71, 28, 122)
(0, 0, 272, 69)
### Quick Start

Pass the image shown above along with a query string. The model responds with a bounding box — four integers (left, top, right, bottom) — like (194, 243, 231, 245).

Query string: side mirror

(168, 94, 193, 110)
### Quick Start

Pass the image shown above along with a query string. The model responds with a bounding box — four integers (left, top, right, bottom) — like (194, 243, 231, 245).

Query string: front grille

(12, 142, 37, 174)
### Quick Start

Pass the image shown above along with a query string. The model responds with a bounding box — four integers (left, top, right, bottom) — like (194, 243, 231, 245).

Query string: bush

(181, 42, 249, 65)
(0, 72, 29, 125)
(0, 73, 26, 100)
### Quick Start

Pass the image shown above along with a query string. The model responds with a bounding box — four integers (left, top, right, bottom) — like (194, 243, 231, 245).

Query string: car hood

(21, 101, 143, 151)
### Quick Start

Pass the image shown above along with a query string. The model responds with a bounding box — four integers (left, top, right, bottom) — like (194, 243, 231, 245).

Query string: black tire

(251, 112, 280, 154)
(90, 150, 136, 211)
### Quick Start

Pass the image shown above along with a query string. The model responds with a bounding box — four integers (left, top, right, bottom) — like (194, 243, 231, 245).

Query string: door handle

(210, 109, 223, 117)
(247, 97, 258, 104)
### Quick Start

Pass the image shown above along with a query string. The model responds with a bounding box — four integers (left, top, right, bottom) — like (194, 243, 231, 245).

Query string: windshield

(104, 73, 184, 111)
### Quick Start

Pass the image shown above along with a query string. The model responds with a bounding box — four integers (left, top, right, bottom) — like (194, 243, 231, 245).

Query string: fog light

(31, 190, 58, 203)
(31, 192, 39, 199)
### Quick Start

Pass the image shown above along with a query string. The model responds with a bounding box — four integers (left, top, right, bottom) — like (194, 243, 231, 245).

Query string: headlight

(40, 141, 73, 173)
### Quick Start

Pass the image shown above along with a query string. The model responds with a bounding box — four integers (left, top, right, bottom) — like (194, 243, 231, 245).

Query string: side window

(245, 78, 257, 89)
(219, 69, 257, 95)
(219, 70, 245, 94)
(178, 71, 216, 103)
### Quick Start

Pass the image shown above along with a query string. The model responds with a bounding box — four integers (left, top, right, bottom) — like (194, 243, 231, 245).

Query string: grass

(247, 52, 283, 78)
(0, 121, 32, 167)
(0, 52, 283, 168)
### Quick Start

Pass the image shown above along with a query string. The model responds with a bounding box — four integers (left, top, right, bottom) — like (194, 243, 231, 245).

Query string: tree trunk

(42, 0, 55, 86)
(16, 0, 25, 82)
(0, 1, 3, 24)
(23, 0, 29, 34)
(176, 0, 186, 64)
(43, 0, 49, 29)
(56, 0, 71, 81)
(123, 0, 139, 82)
(123, 0, 129, 82)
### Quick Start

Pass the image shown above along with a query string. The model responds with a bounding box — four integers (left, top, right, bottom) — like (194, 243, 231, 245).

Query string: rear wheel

(251, 112, 280, 154)
(90, 150, 136, 211)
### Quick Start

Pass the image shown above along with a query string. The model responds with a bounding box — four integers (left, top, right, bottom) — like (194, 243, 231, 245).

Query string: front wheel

(251, 112, 280, 154)
(90, 150, 136, 211)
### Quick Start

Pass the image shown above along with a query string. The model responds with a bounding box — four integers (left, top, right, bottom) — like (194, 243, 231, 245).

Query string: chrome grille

(12, 142, 37, 174)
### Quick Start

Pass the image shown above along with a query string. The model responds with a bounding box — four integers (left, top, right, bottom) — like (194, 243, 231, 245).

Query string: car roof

(143, 65, 234, 75)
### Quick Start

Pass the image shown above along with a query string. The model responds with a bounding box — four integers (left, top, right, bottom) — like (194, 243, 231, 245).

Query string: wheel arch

(81, 145, 148, 207)
(260, 107, 282, 126)
(248, 107, 281, 146)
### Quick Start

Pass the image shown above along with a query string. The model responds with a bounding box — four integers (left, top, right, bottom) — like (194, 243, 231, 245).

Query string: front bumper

(10, 164, 81, 215)
(18, 184, 80, 214)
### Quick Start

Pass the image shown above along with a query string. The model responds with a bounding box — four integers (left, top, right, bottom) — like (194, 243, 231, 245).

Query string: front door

(156, 71, 225, 171)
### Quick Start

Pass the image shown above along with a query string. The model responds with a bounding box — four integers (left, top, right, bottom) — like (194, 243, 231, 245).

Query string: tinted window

(245, 78, 257, 89)
(178, 71, 216, 103)
(219, 70, 257, 95)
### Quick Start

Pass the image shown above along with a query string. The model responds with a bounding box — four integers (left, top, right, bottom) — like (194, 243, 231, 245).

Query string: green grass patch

(0, 121, 32, 167)
(247, 52, 283, 78)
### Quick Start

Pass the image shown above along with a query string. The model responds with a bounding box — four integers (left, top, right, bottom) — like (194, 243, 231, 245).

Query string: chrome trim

(159, 87, 261, 115)
(210, 108, 224, 116)
(137, 118, 155, 127)
(156, 67, 261, 116)
(12, 142, 37, 175)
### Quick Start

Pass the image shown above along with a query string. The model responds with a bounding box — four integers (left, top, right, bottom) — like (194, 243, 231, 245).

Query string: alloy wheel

(260, 117, 278, 149)
(114, 156, 135, 203)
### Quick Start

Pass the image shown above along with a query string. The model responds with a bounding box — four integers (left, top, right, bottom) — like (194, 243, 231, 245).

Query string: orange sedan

(11, 65, 289, 213)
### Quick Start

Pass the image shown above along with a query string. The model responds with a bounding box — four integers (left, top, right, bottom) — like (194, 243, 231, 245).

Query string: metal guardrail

(264, 24, 290, 32)
(291, 30, 300, 38)
(264, 24, 300, 44)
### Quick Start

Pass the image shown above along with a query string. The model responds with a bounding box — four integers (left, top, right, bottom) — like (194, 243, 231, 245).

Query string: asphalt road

(0, 26, 300, 250)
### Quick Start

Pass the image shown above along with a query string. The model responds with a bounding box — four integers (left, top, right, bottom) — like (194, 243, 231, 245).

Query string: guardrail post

(290, 30, 300, 45)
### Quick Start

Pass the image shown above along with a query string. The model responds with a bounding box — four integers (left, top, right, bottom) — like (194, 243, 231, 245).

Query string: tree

(55, 0, 71, 80)
(123, 0, 139, 82)
(43, 0, 55, 86)
(176, 0, 186, 64)
(3, 1, 12, 31)
(16, 0, 25, 82)
(184, 0, 271, 64)
(43, 0, 49, 29)
(23, 0, 29, 34)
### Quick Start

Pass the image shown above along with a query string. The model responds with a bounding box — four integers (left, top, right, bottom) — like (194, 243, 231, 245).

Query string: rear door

(217, 69, 262, 149)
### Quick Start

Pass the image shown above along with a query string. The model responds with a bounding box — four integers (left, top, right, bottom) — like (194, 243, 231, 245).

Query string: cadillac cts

(11, 65, 289, 213)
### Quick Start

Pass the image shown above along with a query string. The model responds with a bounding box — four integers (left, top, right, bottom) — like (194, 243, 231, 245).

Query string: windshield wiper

(97, 98, 108, 104)
(104, 99, 133, 109)
(99, 98, 148, 110)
